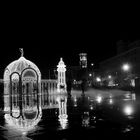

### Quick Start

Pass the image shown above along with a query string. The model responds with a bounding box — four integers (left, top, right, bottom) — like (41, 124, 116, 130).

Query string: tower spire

(19, 48, 24, 57)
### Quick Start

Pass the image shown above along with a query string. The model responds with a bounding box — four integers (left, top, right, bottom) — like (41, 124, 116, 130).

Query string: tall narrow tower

(57, 96, 68, 129)
(79, 53, 87, 68)
(57, 58, 66, 92)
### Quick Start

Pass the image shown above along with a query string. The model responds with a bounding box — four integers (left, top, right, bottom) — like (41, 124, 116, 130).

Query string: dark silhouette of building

(99, 40, 140, 91)
(117, 40, 140, 54)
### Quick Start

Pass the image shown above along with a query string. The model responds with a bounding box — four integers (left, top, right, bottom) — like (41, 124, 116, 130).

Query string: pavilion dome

(6, 56, 41, 76)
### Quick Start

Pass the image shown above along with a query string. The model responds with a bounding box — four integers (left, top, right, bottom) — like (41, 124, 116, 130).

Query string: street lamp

(108, 75, 112, 79)
(89, 73, 92, 77)
(123, 105, 134, 116)
(121, 63, 135, 90)
(122, 63, 130, 72)
(96, 77, 101, 82)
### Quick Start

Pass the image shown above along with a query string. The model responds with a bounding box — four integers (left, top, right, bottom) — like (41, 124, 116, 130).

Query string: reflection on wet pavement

(0, 91, 140, 139)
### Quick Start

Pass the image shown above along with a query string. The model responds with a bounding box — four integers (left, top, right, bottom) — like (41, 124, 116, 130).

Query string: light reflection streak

(123, 105, 134, 116)
(74, 96, 77, 107)
(57, 96, 68, 129)
(109, 98, 113, 104)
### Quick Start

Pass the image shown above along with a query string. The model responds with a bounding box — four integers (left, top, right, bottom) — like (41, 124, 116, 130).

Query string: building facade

(99, 42, 140, 91)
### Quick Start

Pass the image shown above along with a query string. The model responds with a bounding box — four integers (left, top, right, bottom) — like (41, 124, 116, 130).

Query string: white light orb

(122, 63, 130, 71)
(89, 73, 92, 77)
(96, 77, 101, 82)
(124, 105, 133, 116)
(96, 96, 102, 103)
(108, 75, 112, 79)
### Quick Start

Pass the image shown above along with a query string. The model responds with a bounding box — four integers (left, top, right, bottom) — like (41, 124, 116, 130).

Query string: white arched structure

(3, 49, 42, 132)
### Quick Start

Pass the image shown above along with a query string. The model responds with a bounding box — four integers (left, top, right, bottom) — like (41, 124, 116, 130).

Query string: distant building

(99, 40, 140, 90)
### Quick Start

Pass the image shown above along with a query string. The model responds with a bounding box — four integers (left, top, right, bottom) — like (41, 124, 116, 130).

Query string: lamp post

(121, 63, 135, 91)
(96, 77, 101, 82)
(122, 63, 130, 72)
(108, 75, 112, 79)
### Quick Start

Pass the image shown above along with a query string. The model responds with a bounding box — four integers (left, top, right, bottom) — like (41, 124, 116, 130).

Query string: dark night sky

(0, 8, 140, 78)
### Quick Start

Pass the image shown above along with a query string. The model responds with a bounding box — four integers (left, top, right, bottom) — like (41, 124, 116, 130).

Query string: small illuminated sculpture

(57, 96, 68, 129)
(79, 53, 87, 68)
(3, 48, 42, 132)
(57, 58, 66, 93)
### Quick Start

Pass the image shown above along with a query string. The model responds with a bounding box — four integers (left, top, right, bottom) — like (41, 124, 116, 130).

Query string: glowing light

(91, 63, 94, 66)
(108, 75, 112, 79)
(58, 116, 68, 129)
(89, 73, 92, 77)
(131, 79, 135, 87)
(132, 93, 136, 100)
(22, 131, 27, 136)
(74, 96, 77, 107)
(96, 96, 102, 103)
(123, 105, 133, 116)
(3, 49, 42, 133)
(74, 96, 77, 102)
(109, 99, 113, 104)
(122, 63, 130, 71)
(90, 106, 94, 110)
(58, 96, 68, 129)
(96, 77, 101, 82)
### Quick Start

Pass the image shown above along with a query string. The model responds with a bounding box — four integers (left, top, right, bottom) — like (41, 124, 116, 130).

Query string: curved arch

(10, 72, 21, 118)
(21, 67, 41, 120)
(21, 67, 39, 82)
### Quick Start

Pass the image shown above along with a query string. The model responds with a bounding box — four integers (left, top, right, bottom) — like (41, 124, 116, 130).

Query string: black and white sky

(0, 7, 140, 77)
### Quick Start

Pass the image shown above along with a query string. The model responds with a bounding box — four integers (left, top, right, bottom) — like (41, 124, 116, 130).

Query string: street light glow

(108, 75, 112, 79)
(123, 105, 133, 116)
(96, 96, 102, 103)
(122, 63, 130, 71)
(89, 73, 92, 77)
(96, 77, 101, 82)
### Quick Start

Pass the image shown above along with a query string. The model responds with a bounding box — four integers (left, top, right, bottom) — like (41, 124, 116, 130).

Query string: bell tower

(57, 58, 66, 92)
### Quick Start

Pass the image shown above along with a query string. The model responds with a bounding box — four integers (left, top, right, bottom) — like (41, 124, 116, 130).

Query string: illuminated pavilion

(3, 48, 42, 132)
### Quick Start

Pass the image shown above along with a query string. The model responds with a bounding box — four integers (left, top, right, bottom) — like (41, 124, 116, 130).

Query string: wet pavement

(0, 89, 140, 140)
